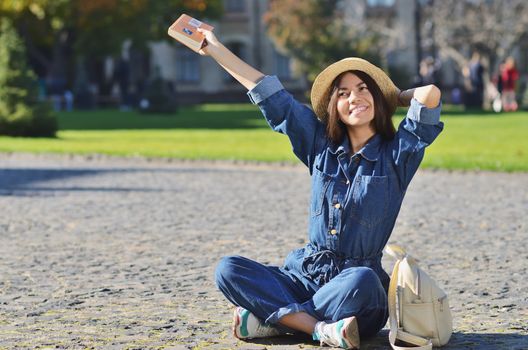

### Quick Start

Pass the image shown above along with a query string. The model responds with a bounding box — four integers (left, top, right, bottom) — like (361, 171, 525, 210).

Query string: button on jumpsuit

(215, 76, 443, 338)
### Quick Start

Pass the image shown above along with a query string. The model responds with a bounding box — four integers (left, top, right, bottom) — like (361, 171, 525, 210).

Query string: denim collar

(329, 134, 381, 162)
(328, 136, 351, 156)
(358, 134, 381, 161)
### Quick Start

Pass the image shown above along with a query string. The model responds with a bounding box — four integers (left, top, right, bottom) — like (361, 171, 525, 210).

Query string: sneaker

(232, 307, 283, 339)
(313, 316, 360, 349)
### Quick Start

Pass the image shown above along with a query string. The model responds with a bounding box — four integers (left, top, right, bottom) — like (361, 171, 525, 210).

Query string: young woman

(195, 28, 443, 349)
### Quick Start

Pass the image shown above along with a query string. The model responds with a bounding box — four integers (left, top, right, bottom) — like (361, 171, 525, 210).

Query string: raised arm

(390, 85, 443, 189)
(397, 84, 441, 108)
(198, 28, 264, 90)
(196, 29, 322, 170)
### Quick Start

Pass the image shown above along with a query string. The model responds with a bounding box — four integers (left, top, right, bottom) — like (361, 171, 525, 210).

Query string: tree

(0, 1, 223, 84)
(421, 0, 528, 71)
(264, 0, 383, 82)
(0, 19, 57, 137)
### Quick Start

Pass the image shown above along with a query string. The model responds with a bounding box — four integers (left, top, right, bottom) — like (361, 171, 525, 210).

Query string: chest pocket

(350, 175, 389, 228)
(311, 168, 334, 217)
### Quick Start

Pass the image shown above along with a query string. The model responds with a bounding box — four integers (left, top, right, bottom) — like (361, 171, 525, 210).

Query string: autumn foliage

(264, 0, 381, 82)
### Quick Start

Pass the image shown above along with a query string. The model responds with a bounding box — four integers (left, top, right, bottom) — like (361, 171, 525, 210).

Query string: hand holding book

(167, 13, 264, 90)
(196, 28, 220, 56)
(167, 14, 214, 53)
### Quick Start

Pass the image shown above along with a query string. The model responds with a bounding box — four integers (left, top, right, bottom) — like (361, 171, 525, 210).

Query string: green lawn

(0, 104, 526, 171)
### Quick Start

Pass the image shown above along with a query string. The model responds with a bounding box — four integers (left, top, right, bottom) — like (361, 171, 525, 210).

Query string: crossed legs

(215, 255, 388, 339)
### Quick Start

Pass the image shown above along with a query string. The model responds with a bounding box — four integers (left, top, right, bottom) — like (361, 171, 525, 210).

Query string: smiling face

(324, 70, 396, 145)
(336, 72, 375, 130)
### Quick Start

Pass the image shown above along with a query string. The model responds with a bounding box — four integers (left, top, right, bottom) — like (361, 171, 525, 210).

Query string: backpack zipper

(416, 267, 421, 297)
(438, 295, 447, 311)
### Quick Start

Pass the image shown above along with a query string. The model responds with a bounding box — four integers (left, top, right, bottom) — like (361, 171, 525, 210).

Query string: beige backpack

(384, 244, 453, 349)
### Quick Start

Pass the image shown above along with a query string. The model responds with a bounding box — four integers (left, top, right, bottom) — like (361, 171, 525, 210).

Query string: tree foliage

(421, 0, 528, 70)
(0, 0, 222, 74)
(0, 18, 57, 137)
(264, 0, 382, 82)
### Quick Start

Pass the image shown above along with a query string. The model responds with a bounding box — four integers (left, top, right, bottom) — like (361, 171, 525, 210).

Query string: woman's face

(336, 72, 375, 129)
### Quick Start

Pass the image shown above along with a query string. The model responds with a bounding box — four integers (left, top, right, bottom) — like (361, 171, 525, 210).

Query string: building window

(176, 47, 200, 82)
(224, 0, 246, 13)
(274, 50, 291, 80)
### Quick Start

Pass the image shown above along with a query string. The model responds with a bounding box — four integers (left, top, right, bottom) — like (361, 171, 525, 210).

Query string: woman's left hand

(413, 85, 441, 108)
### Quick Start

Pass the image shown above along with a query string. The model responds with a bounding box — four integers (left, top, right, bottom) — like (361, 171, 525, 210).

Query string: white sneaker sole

(232, 307, 242, 339)
(341, 316, 360, 349)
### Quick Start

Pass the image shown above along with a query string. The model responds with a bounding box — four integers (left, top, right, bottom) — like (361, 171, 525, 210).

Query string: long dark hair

(326, 70, 396, 144)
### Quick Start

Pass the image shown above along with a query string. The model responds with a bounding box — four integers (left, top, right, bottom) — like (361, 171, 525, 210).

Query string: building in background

(149, 0, 307, 104)
(146, 0, 428, 105)
(137, 0, 527, 106)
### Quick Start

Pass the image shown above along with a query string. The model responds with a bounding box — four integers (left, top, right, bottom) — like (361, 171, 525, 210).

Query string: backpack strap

(388, 251, 433, 350)
(385, 244, 407, 260)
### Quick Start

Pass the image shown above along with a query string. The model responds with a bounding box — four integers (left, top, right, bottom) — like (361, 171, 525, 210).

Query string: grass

(0, 104, 526, 171)
(0, 105, 294, 162)
(422, 112, 527, 171)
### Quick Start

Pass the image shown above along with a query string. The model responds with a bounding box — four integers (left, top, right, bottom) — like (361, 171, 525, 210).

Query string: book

(167, 14, 214, 53)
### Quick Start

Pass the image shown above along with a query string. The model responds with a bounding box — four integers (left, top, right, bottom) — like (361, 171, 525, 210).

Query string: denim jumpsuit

(215, 76, 443, 338)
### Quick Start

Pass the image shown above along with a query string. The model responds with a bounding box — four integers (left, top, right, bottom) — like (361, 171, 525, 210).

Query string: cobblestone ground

(0, 154, 526, 349)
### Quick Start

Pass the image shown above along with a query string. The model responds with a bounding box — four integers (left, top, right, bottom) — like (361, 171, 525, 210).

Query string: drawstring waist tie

(300, 244, 383, 286)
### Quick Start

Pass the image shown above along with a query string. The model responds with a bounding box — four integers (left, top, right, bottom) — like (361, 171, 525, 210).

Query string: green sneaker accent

(335, 319, 347, 348)
(239, 309, 250, 337)
(316, 317, 359, 349)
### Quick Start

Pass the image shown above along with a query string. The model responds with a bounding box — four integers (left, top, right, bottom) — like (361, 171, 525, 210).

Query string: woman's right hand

(197, 28, 221, 56)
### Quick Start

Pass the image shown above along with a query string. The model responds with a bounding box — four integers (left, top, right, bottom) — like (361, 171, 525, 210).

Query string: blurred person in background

(419, 57, 436, 85)
(414, 56, 441, 89)
(490, 62, 505, 112)
(114, 57, 131, 111)
(463, 52, 485, 109)
(500, 56, 519, 111)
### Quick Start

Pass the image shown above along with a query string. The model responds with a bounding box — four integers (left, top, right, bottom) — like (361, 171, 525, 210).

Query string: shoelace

(315, 321, 340, 347)
(254, 320, 277, 336)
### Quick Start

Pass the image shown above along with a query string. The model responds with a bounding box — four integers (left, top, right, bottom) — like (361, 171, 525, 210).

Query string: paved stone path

(0, 154, 526, 349)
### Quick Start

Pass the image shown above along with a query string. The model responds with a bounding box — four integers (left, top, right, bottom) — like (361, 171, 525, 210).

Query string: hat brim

(310, 57, 398, 120)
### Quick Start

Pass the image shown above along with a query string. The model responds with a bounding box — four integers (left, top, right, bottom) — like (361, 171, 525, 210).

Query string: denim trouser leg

(310, 267, 389, 338)
(215, 255, 312, 322)
(215, 256, 388, 338)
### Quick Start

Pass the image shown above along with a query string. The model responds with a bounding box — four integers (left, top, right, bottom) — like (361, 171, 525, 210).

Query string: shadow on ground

(242, 331, 388, 349)
(446, 332, 528, 349)
(240, 330, 528, 349)
(0, 167, 230, 196)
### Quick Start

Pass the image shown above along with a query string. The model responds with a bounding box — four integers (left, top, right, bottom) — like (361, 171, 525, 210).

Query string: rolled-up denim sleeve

(247, 75, 284, 104)
(247, 76, 322, 169)
(390, 98, 444, 189)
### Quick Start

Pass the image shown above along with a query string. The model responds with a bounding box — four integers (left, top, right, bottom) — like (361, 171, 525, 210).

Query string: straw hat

(310, 57, 399, 120)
